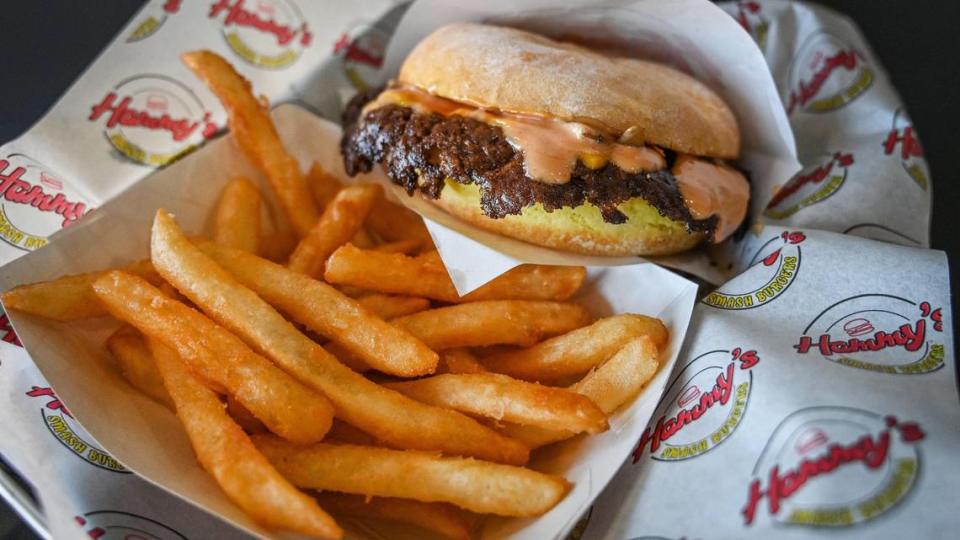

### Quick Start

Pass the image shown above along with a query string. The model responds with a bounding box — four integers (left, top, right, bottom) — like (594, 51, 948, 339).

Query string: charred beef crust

(341, 91, 717, 235)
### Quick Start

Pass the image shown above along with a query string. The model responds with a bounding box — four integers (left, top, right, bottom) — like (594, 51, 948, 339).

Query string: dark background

(0, 1, 956, 538)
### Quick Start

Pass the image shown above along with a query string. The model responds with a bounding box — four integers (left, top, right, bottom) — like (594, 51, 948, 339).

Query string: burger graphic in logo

(76, 510, 186, 540)
(0, 154, 92, 251)
(882, 107, 928, 191)
(732, 1, 769, 52)
(633, 347, 759, 462)
(334, 25, 388, 91)
(786, 32, 873, 115)
(126, 0, 182, 42)
(794, 294, 944, 374)
(703, 231, 804, 310)
(26, 386, 127, 473)
(743, 407, 923, 527)
(764, 151, 853, 219)
(209, 0, 313, 69)
(89, 75, 217, 168)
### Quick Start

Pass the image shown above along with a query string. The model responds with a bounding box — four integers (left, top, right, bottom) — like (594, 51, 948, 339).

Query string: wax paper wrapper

(0, 106, 698, 540)
(0, 0, 953, 539)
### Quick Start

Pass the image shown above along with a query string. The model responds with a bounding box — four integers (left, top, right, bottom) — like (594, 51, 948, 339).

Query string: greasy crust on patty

(340, 94, 716, 237)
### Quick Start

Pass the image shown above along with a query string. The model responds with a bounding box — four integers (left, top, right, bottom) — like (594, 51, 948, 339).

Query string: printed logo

(787, 32, 873, 114)
(89, 75, 217, 167)
(764, 152, 853, 219)
(843, 223, 921, 246)
(703, 231, 804, 310)
(733, 1, 769, 52)
(26, 386, 127, 472)
(633, 348, 760, 462)
(883, 107, 928, 191)
(334, 25, 388, 91)
(795, 294, 944, 374)
(0, 312, 22, 347)
(0, 155, 92, 251)
(76, 510, 187, 539)
(743, 407, 923, 527)
(209, 0, 312, 69)
(126, 0, 182, 42)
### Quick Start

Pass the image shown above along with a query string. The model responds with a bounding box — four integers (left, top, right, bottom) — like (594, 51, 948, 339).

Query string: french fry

(365, 197, 432, 248)
(499, 336, 660, 448)
(481, 314, 668, 385)
(227, 395, 267, 434)
(437, 349, 487, 374)
(181, 50, 319, 237)
(149, 340, 341, 538)
(148, 213, 525, 464)
(324, 245, 586, 303)
(325, 419, 377, 446)
(213, 177, 262, 254)
(392, 301, 592, 350)
(305, 161, 343, 209)
(356, 293, 430, 319)
(258, 206, 299, 262)
(372, 239, 422, 254)
(199, 241, 437, 377)
(313, 494, 472, 540)
(288, 184, 381, 277)
(105, 326, 173, 408)
(254, 435, 568, 517)
(385, 373, 608, 434)
(350, 227, 376, 249)
(322, 341, 370, 373)
(1, 259, 161, 321)
(93, 271, 333, 445)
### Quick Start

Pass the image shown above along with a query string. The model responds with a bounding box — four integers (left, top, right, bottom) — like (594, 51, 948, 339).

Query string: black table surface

(0, 1, 957, 538)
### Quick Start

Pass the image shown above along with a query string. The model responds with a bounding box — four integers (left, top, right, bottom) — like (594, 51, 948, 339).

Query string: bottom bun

(431, 180, 704, 256)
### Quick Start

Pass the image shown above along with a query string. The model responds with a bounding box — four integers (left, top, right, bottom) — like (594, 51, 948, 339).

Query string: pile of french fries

(0, 51, 668, 540)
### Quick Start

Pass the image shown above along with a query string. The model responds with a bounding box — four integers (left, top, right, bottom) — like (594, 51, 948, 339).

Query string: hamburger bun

(399, 22, 740, 159)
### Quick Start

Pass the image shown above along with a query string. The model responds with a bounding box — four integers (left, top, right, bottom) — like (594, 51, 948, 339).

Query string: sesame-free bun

(399, 23, 740, 159)
(431, 180, 703, 256)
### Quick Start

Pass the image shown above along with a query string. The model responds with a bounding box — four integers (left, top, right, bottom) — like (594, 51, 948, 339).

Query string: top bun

(399, 23, 740, 159)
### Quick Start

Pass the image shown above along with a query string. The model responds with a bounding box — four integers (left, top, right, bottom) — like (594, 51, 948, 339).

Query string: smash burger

(340, 23, 750, 256)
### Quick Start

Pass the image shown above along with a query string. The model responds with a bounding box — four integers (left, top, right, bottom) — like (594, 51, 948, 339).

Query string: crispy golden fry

(181, 50, 319, 237)
(350, 227, 376, 249)
(438, 349, 487, 374)
(254, 436, 567, 517)
(199, 241, 437, 377)
(385, 373, 608, 434)
(105, 326, 173, 408)
(322, 341, 370, 373)
(392, 301, 591, 350)
(324, 245, 586, 303)
(314, 493, 472, 540)
(94, 271, 333, 445)
(356, 293, 430, 319)
(372, 239, 422, 254)
(227, 395, 267, 434)
(213, 177, 262, 254)
(146, 215, 524, 464)
(149, 341, 341, 538)
(366, 198, 432, 248)
(288, 184, 381, 277)
(325, 419, 377, 446)
(258, 207, 299, 262)
(1, 259, 160, 321)
(500, 336, 660, 448)
(481, 314, 668, 385)
(305, 161, 343, 210)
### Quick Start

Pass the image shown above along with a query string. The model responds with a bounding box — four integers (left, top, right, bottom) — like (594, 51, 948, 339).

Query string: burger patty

(340, 90, 717, 235)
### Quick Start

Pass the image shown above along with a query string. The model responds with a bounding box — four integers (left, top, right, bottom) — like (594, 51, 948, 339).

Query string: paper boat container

(0, 105, 697, 539)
